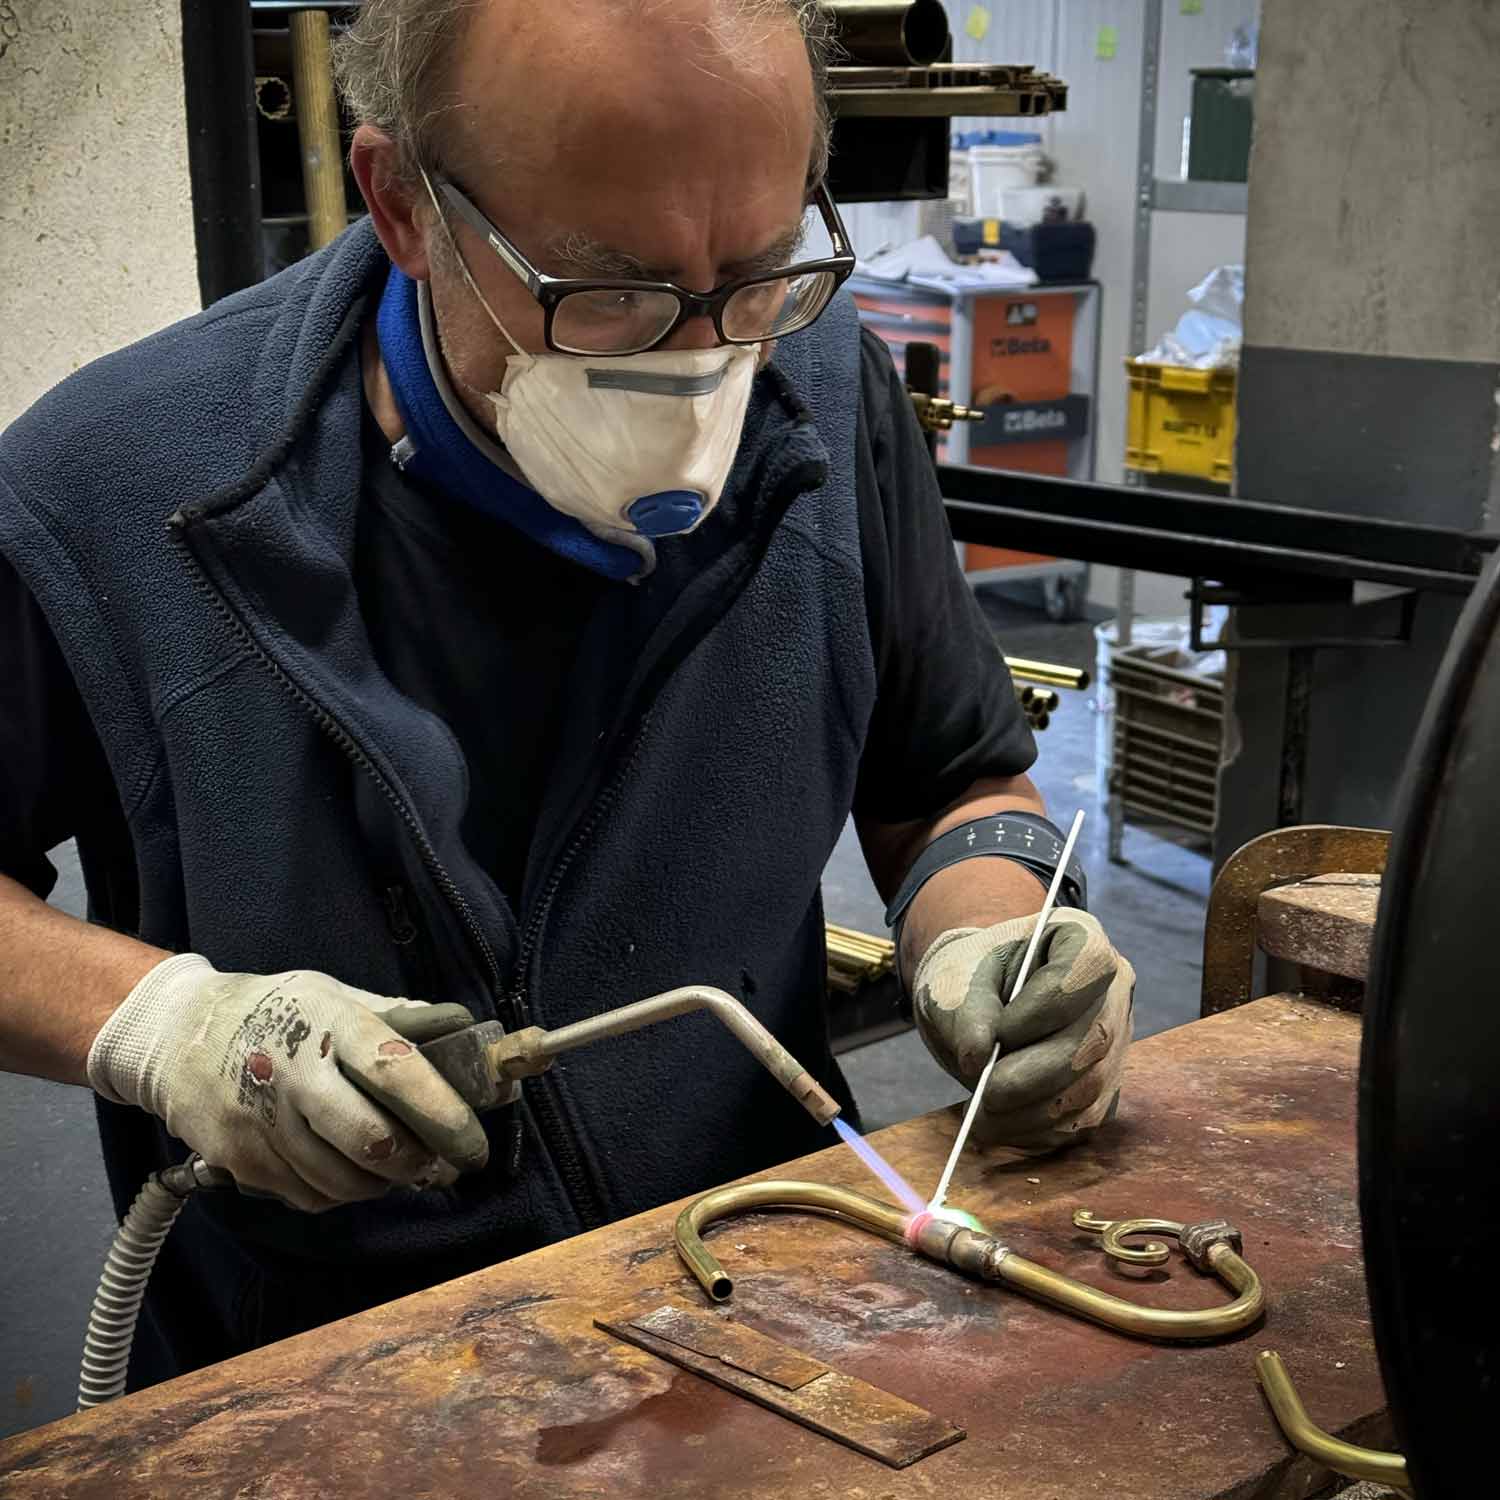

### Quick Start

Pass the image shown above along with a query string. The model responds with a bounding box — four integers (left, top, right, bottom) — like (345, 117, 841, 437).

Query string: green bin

(1188, 68, 1254, 183)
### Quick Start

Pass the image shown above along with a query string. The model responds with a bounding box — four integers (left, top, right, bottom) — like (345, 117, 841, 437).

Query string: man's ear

(350, 123, 433, 281)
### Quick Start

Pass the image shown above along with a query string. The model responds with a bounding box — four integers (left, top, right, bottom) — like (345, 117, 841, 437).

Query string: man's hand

(87, 954, 490, 1212)
(911, 911, 1134, 1152)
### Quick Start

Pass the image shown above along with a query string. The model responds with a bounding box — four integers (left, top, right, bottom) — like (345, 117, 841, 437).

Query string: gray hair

(332, 0, 835, 189)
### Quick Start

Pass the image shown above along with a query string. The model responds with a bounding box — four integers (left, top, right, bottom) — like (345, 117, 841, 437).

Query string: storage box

(1110, 644, 1224, 838)
(1000, 220, 1096, 282)
(1124, 359, 1236, 485)
(1188, 69, 1254, 183)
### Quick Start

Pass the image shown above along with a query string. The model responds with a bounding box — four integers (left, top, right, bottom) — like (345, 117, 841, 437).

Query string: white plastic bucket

(969, 144, 1044, 217)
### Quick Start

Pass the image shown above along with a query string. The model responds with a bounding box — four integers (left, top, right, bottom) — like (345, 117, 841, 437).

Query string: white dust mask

(484, 340, 759, 540)
(426, 175, 759, 542)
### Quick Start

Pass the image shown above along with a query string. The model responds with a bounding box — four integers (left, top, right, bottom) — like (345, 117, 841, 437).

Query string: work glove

(87, 954, 490, 1213)
(911, 910, 1134, 1153)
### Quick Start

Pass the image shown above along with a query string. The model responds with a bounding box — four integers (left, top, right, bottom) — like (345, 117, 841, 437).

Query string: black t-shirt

(1, 329, 1032, 908)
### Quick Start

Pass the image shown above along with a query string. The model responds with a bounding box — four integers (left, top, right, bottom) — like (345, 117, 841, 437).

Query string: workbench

(0, 996, 1387, 1498)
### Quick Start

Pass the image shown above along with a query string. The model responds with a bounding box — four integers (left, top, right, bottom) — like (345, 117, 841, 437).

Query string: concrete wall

(0, 0, 199, 429)
(0, 0, 198, 1440)
(1215, 0, 1500, 866)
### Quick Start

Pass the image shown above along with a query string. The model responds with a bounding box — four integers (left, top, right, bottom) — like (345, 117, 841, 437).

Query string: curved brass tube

(1255, 1351, 1412, 1495)
(676, 1180, 908, 1301)
(675, 1181, 1265, 1342)
(990, 1210, 1265, 1342)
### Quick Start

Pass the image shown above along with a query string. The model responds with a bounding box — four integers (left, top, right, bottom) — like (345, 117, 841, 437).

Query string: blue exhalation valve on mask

(626, 490, 707, 537)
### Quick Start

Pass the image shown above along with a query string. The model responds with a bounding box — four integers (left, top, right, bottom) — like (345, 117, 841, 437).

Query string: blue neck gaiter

(374, 266, 649, 582)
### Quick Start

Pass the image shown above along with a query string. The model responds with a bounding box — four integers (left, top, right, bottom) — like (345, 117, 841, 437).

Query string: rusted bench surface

(0, 997, 1383, 1499)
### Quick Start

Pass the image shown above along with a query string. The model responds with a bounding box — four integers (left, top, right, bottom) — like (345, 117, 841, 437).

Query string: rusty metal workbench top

(0, 997, 1386, 1499)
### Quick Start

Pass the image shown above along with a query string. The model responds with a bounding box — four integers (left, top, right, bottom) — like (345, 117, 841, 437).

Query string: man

(0, 0, 1132, 1387)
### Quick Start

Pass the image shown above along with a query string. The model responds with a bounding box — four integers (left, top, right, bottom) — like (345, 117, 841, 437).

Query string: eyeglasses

(430, 173, 857, 357)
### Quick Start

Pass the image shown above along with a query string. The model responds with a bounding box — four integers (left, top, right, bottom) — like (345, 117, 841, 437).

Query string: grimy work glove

(912, 910, 1134, 1153)
(87, 954, 490, 1213)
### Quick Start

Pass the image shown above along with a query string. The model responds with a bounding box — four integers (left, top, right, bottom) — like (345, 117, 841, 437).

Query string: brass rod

(1255, 1351, 1412, 1494)
(288, 9, 347, 250)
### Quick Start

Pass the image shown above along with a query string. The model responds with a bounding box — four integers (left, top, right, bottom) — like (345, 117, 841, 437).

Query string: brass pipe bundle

(825, 923, 896, 995)
(676, 1182, 1265, 1342)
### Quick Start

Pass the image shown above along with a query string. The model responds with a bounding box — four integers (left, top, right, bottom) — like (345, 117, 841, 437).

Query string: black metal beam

(180, 0, 263, 307)
(939, 464, 1497, 596)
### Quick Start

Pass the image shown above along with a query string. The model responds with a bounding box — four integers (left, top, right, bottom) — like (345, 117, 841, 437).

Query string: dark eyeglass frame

(429, 171, 857, 356)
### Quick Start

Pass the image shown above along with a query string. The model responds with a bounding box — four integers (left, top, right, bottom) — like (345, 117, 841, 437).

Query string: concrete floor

(0, 581, 1209, 1438)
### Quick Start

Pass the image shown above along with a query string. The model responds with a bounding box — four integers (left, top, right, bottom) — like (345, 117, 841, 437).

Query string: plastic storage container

(1124, 359, 1236, 485)
(1109, 642, 1224, 840)
(957, 129, 1044, 218)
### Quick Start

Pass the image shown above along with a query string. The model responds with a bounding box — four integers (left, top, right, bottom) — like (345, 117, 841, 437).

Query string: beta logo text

(1002, 407, 1068, 435)
(989, 334, 1053, 357)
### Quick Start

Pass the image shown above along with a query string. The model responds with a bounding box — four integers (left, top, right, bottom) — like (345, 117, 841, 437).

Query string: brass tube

(1255, 1351, 1412, 1494)
(822, 1, 951, 66)
(1005, 656, 1090, 691)
(676, 1180, 909, 1301)
(675, 1183, 1264, 1344)
(990, 1242, 1263, 1342)
(288, 9, 347, 249)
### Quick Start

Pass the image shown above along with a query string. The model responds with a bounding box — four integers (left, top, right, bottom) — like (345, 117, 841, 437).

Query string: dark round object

(825, 1, 951, 67)
(1360, 555, 1500, 1495)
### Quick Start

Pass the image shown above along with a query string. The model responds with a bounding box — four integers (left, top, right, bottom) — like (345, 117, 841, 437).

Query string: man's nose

(659, 313, 721, 352)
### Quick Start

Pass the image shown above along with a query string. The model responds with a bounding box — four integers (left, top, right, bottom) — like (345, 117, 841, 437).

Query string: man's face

(394, 0, 817, 419)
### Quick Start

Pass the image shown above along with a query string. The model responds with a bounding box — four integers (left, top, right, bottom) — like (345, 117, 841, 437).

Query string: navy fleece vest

(0, 221, 874, 1376)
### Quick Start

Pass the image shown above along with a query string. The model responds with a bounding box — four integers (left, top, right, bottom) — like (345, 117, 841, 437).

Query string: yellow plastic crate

(1124, 359, 1236, 485)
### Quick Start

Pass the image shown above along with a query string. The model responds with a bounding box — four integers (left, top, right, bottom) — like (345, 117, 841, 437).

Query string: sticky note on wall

(1096, 25, 1118, 59)
(965, 5, 991, 42)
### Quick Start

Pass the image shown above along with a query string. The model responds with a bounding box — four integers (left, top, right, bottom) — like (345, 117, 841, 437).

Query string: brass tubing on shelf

(1005, 656, 1090, 691)
(676, 1180, 910, 1301)
(822, 1, 951, 66)
(1254, 1351, 1413, 1495)
(288, 9, 348, 250)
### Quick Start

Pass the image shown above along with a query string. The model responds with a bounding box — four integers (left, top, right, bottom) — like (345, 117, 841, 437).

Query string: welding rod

(928, 807, 1087, 1212)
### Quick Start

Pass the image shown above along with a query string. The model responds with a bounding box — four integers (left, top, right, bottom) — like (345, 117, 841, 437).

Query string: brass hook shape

(675, 1182, 1264, 1343)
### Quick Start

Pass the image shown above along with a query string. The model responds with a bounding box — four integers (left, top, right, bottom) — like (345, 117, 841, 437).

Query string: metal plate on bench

(596, 1303, 965, 1470)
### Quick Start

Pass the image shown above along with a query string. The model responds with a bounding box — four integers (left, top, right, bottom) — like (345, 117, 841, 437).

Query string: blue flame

(832, 1116, 926, 1215)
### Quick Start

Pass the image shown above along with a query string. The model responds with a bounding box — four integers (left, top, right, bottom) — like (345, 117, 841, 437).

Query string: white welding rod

(928, 807, 1086, 1212)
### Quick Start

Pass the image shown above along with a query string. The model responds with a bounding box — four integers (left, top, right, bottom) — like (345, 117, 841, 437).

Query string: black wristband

(884, 812, 1088, 935)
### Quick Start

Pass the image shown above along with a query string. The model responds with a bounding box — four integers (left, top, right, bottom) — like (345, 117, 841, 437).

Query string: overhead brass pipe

(677, 1182, 1264, 1342)
(1255, 1352, 1412, 1495)
(288, 8, 348, 249)
(822, 1, 951, 66)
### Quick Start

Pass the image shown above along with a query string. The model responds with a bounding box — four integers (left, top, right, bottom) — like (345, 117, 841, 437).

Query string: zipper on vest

(506, 714, 653, 1232)
(169, 528, 504, 1003)
(500, 455, 825, 1232)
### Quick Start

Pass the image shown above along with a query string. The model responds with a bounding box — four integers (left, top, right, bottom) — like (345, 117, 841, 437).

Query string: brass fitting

(909, 391, 984, 434)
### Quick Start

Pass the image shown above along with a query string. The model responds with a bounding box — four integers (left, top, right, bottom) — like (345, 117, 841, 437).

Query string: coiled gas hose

(76, 1154, 229, 1411)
